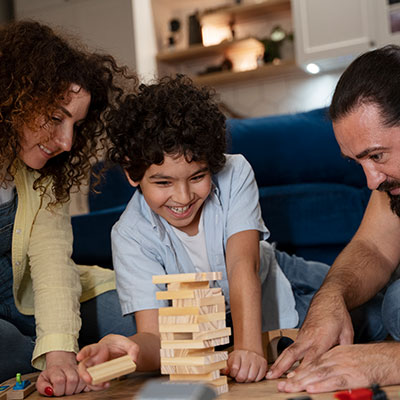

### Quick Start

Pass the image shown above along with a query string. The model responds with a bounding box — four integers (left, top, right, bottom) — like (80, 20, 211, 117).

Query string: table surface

(3, 372, 400, 400)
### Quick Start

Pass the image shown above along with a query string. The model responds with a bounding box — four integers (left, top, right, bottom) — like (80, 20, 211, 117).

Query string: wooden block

(169, 370, 220, 381)
(161, 351, 228, 366)
(6, 382, 35, 400)
(161, 360, 227, 375)
(153, 272, 222, 284)
(192, 327, 231, 341)
(209, 375, 228, 388)
(87, 355, 136, 385)
(161, 327, 231, 342)
(161, 335, 230, 349)
(159, 312, 226, 324)
(161, 332, 192, 340)
(158, 303, 225, 316)
(160, 348, 215, 358)
(156, 288, 221, 300)
(264, 329, 298, 363)
(159, 319, 226, 333)
(168, 281, 210, 290)
(173, 295, 225, 307)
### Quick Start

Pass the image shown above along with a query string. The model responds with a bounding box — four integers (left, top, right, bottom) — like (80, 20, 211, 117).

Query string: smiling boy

(77, 76, 376, 385)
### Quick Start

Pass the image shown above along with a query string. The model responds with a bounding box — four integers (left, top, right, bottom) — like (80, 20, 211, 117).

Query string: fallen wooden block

(264, 328, 298, 363)
(87, 355, 136, 385)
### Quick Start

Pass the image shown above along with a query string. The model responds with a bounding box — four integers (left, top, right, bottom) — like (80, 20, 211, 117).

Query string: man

(266, 45, 400, 393)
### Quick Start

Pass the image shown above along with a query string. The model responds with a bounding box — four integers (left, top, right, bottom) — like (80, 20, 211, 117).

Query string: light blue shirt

(112, 154, 298, 330)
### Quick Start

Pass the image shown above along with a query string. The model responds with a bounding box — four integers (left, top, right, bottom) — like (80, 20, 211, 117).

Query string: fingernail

(287, 371, 296, 378)
(266, 371, 272, 378)
(44, 387, 53, 396)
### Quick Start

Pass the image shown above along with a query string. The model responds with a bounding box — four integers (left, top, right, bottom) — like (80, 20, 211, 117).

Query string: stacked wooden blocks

(153, 272, 231, 395)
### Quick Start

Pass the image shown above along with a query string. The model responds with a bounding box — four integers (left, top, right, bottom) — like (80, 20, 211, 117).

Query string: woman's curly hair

(107, 75, 226, 182)
(0, 20, 138, 204)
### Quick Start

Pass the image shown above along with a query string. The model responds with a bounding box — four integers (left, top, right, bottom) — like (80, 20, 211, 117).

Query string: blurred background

(3, 0, 400, 119)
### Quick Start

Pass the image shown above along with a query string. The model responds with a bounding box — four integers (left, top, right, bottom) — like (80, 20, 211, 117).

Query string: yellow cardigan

(12, 162, 115, 370)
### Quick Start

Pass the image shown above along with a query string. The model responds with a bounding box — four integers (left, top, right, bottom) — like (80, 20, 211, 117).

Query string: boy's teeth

(39, 144, 52, 154)
(169, 205, 189, 214)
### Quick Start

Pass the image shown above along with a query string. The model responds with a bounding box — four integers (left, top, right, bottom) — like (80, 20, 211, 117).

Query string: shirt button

(15, 261, 21, 266)
(15, 229, 21, 234)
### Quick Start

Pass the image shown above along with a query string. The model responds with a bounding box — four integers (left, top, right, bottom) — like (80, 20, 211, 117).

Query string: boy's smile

(127, 154, 212, 236)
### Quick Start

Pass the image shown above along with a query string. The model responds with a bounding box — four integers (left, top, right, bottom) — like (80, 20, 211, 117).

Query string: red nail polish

(45, 386, 53, 396)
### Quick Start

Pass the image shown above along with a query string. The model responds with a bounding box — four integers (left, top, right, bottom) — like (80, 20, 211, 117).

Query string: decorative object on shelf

(198, 57, 233, 76)
(168, 18, 181, 49)
(262, 25, 293, 64)
(188, 11, 203, 46)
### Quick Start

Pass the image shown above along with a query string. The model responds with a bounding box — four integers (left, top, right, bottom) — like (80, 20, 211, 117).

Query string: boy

(77, 76, 372, 384)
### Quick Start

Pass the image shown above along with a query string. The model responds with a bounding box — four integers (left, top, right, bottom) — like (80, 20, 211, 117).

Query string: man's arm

(224, 229, 268, 382)
(268, 190, 400, 379)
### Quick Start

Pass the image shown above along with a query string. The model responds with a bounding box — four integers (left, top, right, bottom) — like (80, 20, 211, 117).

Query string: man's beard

(378, 180, 400, 217)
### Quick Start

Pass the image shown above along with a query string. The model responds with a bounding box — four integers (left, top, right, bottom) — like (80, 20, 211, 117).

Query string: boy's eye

(155, 181, 170, 186)
(191, 174, 206, 181)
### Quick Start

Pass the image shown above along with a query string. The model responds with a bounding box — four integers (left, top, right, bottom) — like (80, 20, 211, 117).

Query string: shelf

(157, 37, 263, 63)
(201, 0, 291, 25)
(193, 59, 305, 87)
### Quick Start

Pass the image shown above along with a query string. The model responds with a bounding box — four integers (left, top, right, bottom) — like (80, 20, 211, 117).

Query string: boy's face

(127, 154, 212, 236)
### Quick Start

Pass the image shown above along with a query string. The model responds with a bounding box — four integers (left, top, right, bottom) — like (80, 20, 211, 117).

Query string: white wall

(217, 69, 343, 118)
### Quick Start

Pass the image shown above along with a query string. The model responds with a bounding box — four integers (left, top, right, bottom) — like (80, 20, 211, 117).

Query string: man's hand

(222, 349, 267, 382)
(77, 334, 139, 387)
(276, 343, 400, 393)
(267, 291, 354, 380)
(36, 351, 88, 396)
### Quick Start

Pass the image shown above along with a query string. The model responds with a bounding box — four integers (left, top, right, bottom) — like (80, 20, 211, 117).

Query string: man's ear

(124, 169, 140, 187)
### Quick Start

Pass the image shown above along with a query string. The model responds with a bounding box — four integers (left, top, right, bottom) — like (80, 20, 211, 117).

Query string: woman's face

(18, 84, 91, 170)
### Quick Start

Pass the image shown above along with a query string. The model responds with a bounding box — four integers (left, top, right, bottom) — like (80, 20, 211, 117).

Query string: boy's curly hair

(107, 75, 226, 182)
(0, 20, 137, 204)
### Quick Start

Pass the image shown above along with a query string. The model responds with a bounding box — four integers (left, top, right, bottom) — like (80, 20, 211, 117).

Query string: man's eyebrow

(149, 167, 209, 180)
(355, 146, 388, 159)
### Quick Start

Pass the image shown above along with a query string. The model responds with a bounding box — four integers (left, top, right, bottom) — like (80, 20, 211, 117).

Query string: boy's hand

(76, 334, 139, 387)
(222, 349, 267, 382)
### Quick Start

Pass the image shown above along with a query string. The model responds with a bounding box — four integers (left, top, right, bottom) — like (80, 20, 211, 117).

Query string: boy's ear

(124, 169, 140, 187)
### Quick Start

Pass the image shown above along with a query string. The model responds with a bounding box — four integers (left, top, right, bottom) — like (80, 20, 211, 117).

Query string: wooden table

(5, 372, 398, 400)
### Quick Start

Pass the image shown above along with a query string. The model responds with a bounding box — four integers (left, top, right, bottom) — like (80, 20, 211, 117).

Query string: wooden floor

(3, 372, 400, 400)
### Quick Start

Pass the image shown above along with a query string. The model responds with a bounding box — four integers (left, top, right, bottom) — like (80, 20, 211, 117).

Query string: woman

(0, 20, 137, 396)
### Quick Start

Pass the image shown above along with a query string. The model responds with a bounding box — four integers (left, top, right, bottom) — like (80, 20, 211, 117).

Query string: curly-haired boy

(77, 76, 375, 384)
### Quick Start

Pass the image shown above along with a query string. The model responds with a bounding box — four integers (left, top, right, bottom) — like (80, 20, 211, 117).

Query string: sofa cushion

(227, 108, 367, 188)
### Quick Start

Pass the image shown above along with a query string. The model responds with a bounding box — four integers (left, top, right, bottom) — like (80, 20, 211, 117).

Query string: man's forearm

(320, 238, 393, 310)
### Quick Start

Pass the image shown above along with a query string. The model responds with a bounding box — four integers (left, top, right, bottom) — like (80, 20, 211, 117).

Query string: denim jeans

(275, 250, 387, 343)
(0, 289, 136, 382)
(381, 278, 400, 340)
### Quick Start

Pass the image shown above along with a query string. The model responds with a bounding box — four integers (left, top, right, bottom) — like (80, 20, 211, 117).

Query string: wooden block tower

(153, 272, 231, 395)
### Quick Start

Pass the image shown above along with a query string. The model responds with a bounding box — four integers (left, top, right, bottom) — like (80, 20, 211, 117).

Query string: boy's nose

(174, 184, 192, 204)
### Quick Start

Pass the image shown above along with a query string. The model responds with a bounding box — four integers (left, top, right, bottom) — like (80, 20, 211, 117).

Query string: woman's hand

(77, 334, 139, 387)
(36, 351, 88, 396)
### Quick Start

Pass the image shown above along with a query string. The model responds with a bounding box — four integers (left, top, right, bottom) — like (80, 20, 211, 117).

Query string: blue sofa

(71, 107, 370, 268)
